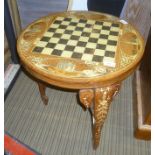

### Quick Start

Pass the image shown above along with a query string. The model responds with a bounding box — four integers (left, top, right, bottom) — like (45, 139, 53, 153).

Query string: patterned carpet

(4, 71, 150, 155)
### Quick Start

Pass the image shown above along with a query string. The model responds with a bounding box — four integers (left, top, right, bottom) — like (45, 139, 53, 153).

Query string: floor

(4, 71, 151, 155)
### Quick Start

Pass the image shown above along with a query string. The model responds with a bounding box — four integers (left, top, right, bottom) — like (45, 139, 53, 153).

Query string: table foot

(38, 82, 48, 105)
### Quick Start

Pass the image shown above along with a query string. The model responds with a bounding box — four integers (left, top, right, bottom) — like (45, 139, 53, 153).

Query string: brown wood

(145, 114, 151, 125)
(17, 11, 145, 149)
(93, 84, 121, 149)
(121, 0, 151, 141)
(134, 70, 151, 140)
(17, 11, 145, 90)
(139, 31, 151, 126)
(120, 0, 150, 42)
(38, 82, 48, 105)
(79, 83, 121, 149)
(134, 125, 151, 140)
(133, 30, 151, 140)
(79, 89, 94, 109)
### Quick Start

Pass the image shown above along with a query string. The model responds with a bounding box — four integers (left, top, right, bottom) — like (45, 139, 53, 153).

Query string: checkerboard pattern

(32, 16, 121, 67)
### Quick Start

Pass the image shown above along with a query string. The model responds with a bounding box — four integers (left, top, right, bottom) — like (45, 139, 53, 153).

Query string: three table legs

(37, 82, 121, 149)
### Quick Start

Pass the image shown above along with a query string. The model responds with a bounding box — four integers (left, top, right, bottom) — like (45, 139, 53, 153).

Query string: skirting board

(133, 70, 151, 140)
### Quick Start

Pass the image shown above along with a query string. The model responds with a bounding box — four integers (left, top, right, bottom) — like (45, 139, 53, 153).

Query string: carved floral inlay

(79, 83, 121, 149)
(56, 61, 75, 72)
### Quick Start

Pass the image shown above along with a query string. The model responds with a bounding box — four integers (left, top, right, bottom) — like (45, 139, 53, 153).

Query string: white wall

(70, 0, 88, 10)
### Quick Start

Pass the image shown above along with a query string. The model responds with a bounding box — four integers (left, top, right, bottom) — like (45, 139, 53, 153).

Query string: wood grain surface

(120, 0, 150, 42)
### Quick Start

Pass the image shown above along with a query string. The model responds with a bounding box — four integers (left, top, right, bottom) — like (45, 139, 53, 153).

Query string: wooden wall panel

(120, 0, 151, 42)
(120, 0, 151, 140)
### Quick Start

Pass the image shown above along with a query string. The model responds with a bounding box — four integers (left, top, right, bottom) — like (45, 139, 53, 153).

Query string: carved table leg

(38, 82, 48, 105)
(79, 83, 121, 149)
(93, 84, 121, 149)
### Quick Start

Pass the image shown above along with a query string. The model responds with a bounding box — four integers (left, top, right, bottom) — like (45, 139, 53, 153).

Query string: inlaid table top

(17, 11, 144, 89)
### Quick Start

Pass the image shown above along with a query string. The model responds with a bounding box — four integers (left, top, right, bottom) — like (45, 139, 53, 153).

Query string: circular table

(17, 11, 144, 149)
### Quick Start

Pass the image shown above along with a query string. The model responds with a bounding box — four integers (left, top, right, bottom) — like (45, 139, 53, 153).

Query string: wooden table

(17, 11, 144, 149)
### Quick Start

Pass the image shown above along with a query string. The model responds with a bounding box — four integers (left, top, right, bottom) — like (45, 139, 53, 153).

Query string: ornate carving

(19, 39, 32, 52)
(57, 61, 75, 72)
(93, 83, 121, 149)
(79, 84, 121, 149)
(79, 89, 94, 109)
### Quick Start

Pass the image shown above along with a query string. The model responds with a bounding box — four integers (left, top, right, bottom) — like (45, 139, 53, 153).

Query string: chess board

(32, 16, 121, 67)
